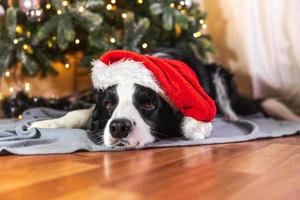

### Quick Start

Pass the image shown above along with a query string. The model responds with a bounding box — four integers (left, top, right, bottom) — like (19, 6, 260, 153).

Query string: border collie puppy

(31, 49, 300, 148)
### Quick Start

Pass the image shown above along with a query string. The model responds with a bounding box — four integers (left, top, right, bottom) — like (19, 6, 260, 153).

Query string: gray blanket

(0, 108, 299, 155)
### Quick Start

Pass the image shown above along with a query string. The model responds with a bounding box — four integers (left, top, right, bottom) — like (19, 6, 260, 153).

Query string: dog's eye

(105, 101, 115, 111)
(142, 101, 156, 110)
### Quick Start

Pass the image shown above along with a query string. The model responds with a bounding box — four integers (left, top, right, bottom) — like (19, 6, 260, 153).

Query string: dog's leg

(181, 117, 212, 140)
(261, 98, 300, 122)
(213, 69, 239, 121)
(31, 108, 93, 129)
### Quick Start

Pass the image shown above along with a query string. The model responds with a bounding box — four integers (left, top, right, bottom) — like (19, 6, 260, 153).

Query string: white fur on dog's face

(103, 82, 155, 148)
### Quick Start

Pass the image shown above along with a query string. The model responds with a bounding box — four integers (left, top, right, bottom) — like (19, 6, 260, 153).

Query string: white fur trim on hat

(91, 59, 165, 96)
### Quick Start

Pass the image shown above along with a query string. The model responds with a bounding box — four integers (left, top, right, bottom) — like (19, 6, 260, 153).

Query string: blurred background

(202, 0, 300, 113)
(0, 0, 299, 118)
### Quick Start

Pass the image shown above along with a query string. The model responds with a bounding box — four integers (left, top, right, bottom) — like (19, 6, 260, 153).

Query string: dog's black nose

(109, 118, 132, 139)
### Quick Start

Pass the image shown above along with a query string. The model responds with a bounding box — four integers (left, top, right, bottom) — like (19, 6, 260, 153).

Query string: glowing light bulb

(48, 41, 53, 48)
(65, 63, 70, 69)
(142, 43, 148, 49)
(199, 19, 205, 24)
(121, 13, 128, 19)
(202, 24, 207, 29)
(13, 39, 18, 44)
(5, 71, 10, 77)
(193, 31, 202, 38)
(15, 25, 23, 34)
(137, 0, 143, 4)
(24, 1, 32, 8)
(62, 1, 68, 7)
(24, 82, 31, 92)
(23, 44, 29, 50)
(75, 39, 80, 44)
(18, 114, 23, 120)
(46, 4, 51, 9)
(57, 9, 62, 15)
(106, 4, 112, 10)
(36, 10, 42, 16)
(170, 3, 175, 8)
(78, 6, 85, 12)
(9, 87, 14, 93)
(110, 37, 116, 43)
(111, 0, 116, 4)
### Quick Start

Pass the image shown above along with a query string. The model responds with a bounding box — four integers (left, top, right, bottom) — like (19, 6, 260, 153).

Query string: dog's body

(32, 49, 300, 148)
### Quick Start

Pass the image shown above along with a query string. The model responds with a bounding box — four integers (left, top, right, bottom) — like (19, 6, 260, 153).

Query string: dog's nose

(109, 118, 132, 139)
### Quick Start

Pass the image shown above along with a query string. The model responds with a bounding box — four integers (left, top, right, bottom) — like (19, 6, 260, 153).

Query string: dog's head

(89, 50, 216, 148)
(89, 60, 182, 148)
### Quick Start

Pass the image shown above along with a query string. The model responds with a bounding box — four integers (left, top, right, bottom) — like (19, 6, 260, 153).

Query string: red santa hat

(91, 50, 216, 122)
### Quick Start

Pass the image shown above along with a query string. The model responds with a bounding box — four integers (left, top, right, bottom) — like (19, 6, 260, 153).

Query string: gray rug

(0, 108, 299, 155)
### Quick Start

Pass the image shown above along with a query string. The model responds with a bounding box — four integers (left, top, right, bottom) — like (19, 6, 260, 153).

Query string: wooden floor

(0, 136, 300, 200)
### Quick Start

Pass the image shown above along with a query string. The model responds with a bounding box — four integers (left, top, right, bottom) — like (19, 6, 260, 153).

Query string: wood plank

(0, 136, 299, 200)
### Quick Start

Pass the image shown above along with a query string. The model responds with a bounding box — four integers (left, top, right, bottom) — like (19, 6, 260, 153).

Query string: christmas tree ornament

(19, 0, 43, 22)
(92, 50, 216, 122)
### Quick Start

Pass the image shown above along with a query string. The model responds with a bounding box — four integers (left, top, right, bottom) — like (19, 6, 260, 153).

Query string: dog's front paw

(30, 120, 58, 129)
(181, 117, 212, 140)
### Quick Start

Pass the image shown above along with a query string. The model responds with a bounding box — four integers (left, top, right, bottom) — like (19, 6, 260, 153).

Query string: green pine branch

(0, 0, 215, 77)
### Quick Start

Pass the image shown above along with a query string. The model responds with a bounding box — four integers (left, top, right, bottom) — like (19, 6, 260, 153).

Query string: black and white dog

(31, 48, 300, 148)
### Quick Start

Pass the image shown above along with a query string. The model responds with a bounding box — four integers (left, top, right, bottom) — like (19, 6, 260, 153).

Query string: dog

(31, 48, 300, 148)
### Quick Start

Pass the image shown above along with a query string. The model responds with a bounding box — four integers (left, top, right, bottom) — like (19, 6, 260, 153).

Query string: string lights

(24, 82, 31, 92)
(62, 0, 68, 7)
(8, 87, 14, 93)
(15, 25, 24, 35)
(142, 43, 148, 49)
(48, 40, 53, 48)
(5, 71, 10, 77)
(110, 37, 116, 43)
(193, 31, 202, 38)
(35, 9, 42, 16)
(121, 13, 128, 19)
(22, 44, 29, 50)
(78, 6, 85, 13)
(65, 63, 70, 69)
(45, 3, 51, 9)
(106, 4, 112, 10)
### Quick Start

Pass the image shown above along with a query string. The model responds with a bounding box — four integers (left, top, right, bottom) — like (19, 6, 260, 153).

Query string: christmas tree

(0, 0, 214, 77)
